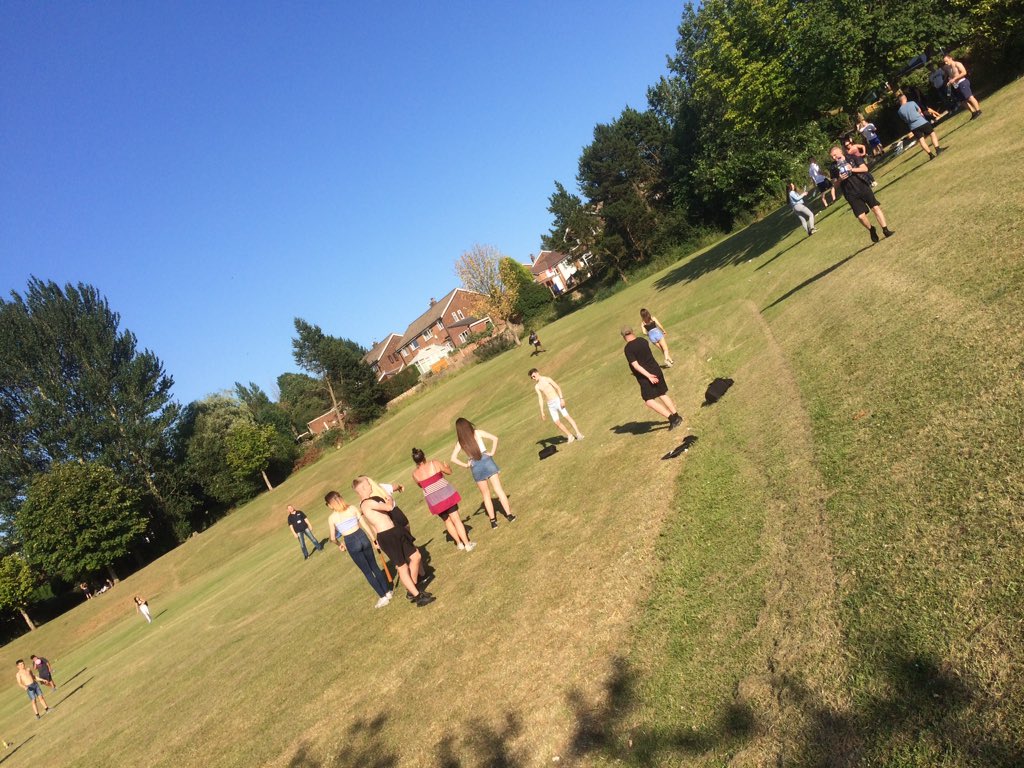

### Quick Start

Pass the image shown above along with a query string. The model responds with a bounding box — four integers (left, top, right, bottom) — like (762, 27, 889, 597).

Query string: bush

(473, 333, 516, 362)
(381, 367, 420, 401)
(293, 442, 324, 473)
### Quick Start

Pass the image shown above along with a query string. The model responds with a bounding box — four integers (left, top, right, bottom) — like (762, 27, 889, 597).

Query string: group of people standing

(288, 305, 690, 609)
(792, 55, 985, 244)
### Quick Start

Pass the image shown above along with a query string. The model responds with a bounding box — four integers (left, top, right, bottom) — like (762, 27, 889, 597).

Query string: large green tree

(0, 279, 182, 545)
(225, 420, 277, 492)
(291, 320, 387, 424)
(178, 395, 262, 507)
(17, 462, 148, 582)
(277, 372, 333, 436)
(0, 554, 38, 631)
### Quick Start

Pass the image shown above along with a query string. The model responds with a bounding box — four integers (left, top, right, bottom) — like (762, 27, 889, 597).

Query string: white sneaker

(576, 434, 584, 440)
(375, 595, 391, 608)
(465, 541, 477, 552)
(567, 435, 576, 443)
(457, 542, 465, 551)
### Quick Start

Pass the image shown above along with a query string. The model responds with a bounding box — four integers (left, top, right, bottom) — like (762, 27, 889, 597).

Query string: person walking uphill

(451, 418, 516, 529)
(287, 504, 322, 560)
(829, 146, 895, 244)
(897, 94, 943, 160)
(325, 491, 393, 608)
(621, 327, 684, 431)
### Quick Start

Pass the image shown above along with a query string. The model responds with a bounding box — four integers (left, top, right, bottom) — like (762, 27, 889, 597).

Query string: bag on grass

(538, 445, 558, 460)
(704, 377, 734, 405)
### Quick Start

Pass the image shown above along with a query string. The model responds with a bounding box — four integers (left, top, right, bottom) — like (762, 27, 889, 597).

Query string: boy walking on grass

(530, 369, 584, 442)
(829, 146, 895, 244)
(15, 659, 49, 719)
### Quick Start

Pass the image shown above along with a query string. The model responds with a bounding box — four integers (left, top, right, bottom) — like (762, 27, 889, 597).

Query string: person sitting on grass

(325, 490, 393, 609)
(829, 146, 895, 244)
(353, 476, 435, 607)
(530, 369, 584, 443)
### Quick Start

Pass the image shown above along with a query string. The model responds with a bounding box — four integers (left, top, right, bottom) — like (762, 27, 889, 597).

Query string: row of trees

(543, 0, 1024, 279)
(0, 279, 402, 632)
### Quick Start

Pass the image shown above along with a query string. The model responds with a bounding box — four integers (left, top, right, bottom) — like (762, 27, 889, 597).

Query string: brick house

(530, 249, 597, 296)
(362, 333, 405, 381)
(306, 407, 344, 436)
(396, 288, 495, 375)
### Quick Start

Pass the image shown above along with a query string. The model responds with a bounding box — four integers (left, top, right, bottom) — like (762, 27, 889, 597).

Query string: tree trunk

(261, 469, 274, 491)
(324, 378, 343, 428)
(17, 607, 36, 631)
(106, 564, 120, 583)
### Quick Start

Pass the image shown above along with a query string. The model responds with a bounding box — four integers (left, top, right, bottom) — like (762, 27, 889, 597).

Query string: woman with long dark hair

(640, 308, 673, 367)
(450, 418, 515, 529)
(411, 447, 475, 550)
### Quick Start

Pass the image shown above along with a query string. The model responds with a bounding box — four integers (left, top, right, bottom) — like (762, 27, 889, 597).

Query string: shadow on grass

(654, 207, 795, 288)
(0, 735, 35, 765)
(610, 421, 667, 435)
(61, 667, 87, 685)
(52, 677, 93, 708)
(762, 246, 872, 312)
(563, 642, 1024, 766)
(288, 713, 397, 767)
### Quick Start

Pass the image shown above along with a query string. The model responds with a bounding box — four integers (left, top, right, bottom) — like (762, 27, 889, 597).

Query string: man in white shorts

(530, 369, 584, 443)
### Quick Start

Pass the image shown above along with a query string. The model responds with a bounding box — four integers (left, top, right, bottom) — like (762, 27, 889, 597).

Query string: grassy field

(2, 80, 1022, 767)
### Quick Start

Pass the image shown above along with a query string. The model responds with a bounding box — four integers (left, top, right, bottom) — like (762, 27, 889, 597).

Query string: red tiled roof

(530, 250, 571, 276)
(362, 333, 402, 365)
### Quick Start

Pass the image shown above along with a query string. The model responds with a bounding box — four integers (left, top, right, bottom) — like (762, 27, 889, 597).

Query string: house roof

(530, 250, 571, 276)
(447, 315, 484, 330)
(362, 333, 402, 366)
(398, 288, 482, 346)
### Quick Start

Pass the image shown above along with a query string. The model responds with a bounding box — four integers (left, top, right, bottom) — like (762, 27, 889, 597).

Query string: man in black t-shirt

(829, 145, 895, 244)
(287, 505, 323, 560)
(622, 327, 683, 430)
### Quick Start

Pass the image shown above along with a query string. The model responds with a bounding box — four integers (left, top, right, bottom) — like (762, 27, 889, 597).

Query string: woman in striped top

(411, 447, 475, 551)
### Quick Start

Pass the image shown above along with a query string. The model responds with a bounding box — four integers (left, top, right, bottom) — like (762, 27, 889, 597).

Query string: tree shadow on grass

(565, 637, 1024, 766)
(435, 712, 525, 768)
(0, 735, 35, 765)
(288, 713, 397, 768)
(762, 246, 872, 312)
(610, 421, 667, 436)
(654, 207, 795, 289)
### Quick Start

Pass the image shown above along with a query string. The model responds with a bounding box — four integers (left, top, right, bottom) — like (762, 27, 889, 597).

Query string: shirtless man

(15, 659, 49, 719)
(353, 477, 435, 607)
(529, 369, 584, 442)
(943, 55, 982, 118)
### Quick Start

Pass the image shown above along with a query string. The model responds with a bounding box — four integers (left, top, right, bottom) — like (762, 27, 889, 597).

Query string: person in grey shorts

(787, 183, 817, 237)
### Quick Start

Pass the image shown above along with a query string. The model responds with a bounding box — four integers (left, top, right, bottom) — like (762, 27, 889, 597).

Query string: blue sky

(2, 1, 684, 405)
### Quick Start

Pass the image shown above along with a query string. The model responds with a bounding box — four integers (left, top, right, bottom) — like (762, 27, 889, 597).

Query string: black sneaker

(882, 227, 895, 238)
(505, 514, 517, 523)
(869, 227, 880, 243)
(935, 146, 945, 155)
(668, 413, 683, 431)
(490, 518, 498, 529)
(414, 593, 436, 607)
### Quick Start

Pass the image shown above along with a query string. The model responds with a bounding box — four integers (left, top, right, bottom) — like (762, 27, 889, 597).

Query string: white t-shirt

(808, 162, 826, 184)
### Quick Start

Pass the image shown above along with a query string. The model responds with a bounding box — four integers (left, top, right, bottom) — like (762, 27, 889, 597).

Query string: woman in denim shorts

(450, 417, 516, 529)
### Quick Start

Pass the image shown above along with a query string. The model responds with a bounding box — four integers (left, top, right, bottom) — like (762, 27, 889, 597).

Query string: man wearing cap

(621, 327, 683, 430)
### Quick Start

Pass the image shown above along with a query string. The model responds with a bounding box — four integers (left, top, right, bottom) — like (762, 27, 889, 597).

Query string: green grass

(3, 82, 1023, 767)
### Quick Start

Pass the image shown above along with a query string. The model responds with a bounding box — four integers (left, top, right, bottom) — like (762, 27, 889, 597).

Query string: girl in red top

(411, 448, 475, 551)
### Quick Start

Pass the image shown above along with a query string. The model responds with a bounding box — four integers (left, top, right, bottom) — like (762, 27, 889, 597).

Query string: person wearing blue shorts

(451, 418, 516, 529)
(16, 660, 49, 719)
(639, 308, 673, 367)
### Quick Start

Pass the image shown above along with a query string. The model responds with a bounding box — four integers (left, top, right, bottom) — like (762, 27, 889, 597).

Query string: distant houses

(362, 287, 496, 381)
(529, 249, 598, 296)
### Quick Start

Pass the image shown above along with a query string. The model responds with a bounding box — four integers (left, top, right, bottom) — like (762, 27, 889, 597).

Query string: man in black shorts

(622, 327, 683, 430)
(829, 145, 895, 243)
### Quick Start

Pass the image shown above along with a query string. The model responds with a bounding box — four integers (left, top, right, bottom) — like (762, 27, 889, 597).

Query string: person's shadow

(610, 421, 666, 435)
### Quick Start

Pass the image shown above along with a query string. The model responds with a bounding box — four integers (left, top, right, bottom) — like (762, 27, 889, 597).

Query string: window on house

(451, 310, 464, 322)
(459, 330, 470, 343)
(410, 340, 419, 350)
(436, 320, 444, 329)
(422, 328, 433, 341)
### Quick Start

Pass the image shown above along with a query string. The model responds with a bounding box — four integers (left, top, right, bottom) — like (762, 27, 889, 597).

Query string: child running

(530, 369, 584, 443)
(353, 476, 435, 606)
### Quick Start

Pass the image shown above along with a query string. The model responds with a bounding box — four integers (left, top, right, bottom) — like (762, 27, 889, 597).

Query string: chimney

(529, 253, 535, 263)
(429, 297, 436, 306)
